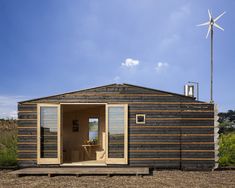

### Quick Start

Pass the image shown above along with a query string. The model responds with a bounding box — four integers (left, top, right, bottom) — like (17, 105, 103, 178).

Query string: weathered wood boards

(10, 167, 150, 176)
(17, 83, 215, 169)
(127, 101, 214, 170)
(17, 104, 37, 167)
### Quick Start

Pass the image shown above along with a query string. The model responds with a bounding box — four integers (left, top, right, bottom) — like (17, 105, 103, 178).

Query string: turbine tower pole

(210, 24, 213, 103)
(197, 10, 225, 103)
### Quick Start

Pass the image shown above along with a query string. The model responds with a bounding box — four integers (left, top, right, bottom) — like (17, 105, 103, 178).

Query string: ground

(0, 170, 235, 188)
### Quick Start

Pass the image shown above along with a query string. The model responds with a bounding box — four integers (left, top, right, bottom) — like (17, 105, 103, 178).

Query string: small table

(82, 145, 100, 160)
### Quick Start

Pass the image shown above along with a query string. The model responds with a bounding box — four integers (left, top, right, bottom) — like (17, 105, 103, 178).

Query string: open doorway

(61, 104, 106, 166)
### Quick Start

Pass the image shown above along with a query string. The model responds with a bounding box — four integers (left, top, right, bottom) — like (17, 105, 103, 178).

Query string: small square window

(136, 114, 145, 124)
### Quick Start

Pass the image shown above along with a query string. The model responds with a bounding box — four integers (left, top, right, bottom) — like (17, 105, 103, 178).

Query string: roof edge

(124, 83, 210, 103)
(19, 83, 209, 104)
(123, 83, 198, 100)
(18, 83, 117, 104)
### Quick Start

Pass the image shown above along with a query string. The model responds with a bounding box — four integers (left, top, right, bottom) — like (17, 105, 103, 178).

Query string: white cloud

(9, 111, 17, 119)
(0, 96, 28, 119)
(114, 76, 121, 83)
(121, 58, 139, 68)
(155, 62, 169, 73)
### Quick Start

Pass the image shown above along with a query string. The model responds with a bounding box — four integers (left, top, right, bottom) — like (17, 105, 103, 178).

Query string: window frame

(136, 114, 146, 124)
(105, 104, 128, 164)
(37, 104, 61, 164)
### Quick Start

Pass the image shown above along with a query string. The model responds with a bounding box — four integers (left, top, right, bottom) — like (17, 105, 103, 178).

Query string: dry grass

(0, 120, 17, 131)
(0, 170, 235, 188)
(0, 120, 17, 166)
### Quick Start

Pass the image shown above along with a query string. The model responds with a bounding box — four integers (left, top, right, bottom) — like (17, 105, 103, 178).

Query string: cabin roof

(19, 83, 199, 104)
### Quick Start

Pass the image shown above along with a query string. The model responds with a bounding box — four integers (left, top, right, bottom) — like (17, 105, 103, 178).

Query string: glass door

(106, 104, 128, 164)
(37, 104, 61, 164)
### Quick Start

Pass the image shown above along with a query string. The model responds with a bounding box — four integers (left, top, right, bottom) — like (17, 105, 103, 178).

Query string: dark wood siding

(128, 102, 214, 169)
(17, 84, 215, 169)
(17, 104, 37, 167)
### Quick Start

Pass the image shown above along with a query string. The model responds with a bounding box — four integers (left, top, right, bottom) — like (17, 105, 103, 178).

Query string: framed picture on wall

(72, 120, 79, 132)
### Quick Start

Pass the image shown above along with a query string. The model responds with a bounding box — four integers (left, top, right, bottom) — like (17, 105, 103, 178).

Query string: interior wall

(62, 105, 105, 163)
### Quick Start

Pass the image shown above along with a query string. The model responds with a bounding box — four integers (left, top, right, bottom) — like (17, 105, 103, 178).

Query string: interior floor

(62, 104, 106, 164)
(61, 160, 107, 166)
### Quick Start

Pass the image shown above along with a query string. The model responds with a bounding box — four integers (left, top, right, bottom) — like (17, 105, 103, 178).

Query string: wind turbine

(197, 10, 225, 103)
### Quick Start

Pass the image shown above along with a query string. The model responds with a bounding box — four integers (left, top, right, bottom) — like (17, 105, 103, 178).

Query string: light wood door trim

(37, 104, 61, 164)
(105, 104, 128, 164)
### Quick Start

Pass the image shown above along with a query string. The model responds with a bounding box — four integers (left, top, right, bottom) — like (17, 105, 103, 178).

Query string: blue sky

(0, 0, 234, 118)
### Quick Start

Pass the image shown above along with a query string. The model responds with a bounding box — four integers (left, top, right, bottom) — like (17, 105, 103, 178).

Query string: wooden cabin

(17, 83, 216, 170)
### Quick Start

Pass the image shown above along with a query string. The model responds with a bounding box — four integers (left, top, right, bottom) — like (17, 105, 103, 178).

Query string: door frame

(60, 103, 107, 165)
(105, 104, 128, 164)
(37, 103, 128, 165)
(37, 103, 61, 164)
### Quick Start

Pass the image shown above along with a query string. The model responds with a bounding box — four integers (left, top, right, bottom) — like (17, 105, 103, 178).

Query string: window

(106, 104, 128, 164)
(40, 106, 58, 158)
(88, 118, 99, 142)
(108, 106, 125, 158)
(37, 104, 60, 164)
(136, 114, 145, 124)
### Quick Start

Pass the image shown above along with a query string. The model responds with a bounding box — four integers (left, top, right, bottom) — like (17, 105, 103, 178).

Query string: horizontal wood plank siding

(128, 101, 214, 169)
(18, 84, 215, 169)
(17, 104, 37, 167)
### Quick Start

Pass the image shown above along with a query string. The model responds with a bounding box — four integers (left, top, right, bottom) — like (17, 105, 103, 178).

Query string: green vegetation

(218, 110, 235, 134)
(88, 118, 99, 132)
(218, 132, 235, 166)
(218, 110, 235, 167)
(0, 119, 17, 166)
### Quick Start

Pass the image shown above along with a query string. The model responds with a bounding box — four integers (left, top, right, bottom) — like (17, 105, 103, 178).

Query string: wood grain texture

(130, 134, 214, 137)
(129, 150, 214, 152)
(17, 84, 215, 169)
(129, 125, 214, 128)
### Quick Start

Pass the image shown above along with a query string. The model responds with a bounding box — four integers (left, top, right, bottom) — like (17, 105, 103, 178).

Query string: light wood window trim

(105, 104, 128, 164)
(136, 114, 146, 124)
(37, 104, 61, 164)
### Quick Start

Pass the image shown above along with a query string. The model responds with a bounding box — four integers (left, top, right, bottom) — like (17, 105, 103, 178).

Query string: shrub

(218, 132, 235, 167)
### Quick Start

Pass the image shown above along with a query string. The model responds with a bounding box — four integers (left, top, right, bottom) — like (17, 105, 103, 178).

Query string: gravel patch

(0, 170, 234, 188)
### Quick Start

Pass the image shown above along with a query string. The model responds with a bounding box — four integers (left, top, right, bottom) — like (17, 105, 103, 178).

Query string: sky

(0, 0, 234, 118)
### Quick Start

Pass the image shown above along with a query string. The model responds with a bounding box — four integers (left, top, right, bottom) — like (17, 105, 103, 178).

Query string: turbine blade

(197, 21, 210, 26)
(214, 23, 224, 31)
(208, 9, 212, 19)
(214, 11, 226, 22)
(206, 25, 211, 38)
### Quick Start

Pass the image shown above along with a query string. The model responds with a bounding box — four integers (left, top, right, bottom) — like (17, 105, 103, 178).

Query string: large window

(106, 104, 128, 164)
(108, 107, 125, 158)
(38, 104, 60, 164)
